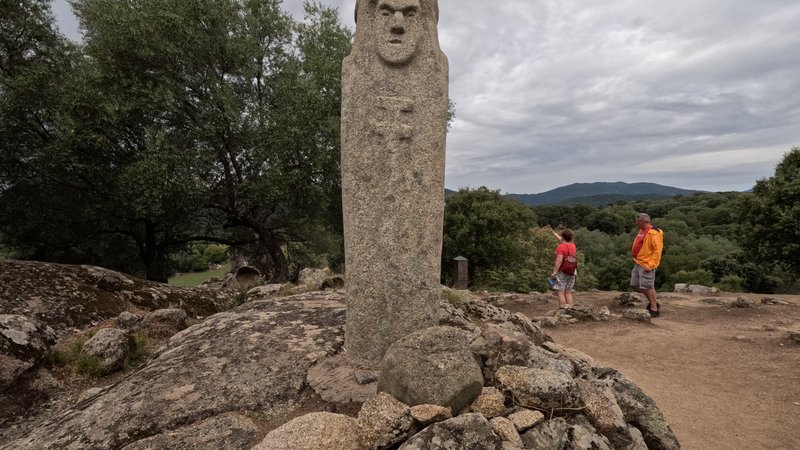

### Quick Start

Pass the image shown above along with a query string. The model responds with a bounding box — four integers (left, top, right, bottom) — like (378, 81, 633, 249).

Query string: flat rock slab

(307, 353, 377, 404)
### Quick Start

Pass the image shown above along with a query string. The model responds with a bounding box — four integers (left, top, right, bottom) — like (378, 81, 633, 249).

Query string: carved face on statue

(374, 0, 422, 66)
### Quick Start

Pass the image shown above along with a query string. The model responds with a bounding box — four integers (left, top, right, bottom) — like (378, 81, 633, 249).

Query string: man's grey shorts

(630, 263, 656, 289)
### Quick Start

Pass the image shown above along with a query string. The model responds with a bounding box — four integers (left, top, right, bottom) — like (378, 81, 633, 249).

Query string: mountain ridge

(445, 182, 708, 206)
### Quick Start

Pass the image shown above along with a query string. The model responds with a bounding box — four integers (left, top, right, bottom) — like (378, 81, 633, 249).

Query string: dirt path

(503, 291, 800, 450)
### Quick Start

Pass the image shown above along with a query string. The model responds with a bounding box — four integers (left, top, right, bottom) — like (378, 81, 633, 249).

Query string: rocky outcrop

(121, 413, 259, 450)
(2, 267, 679, 450)
(4, 293, 346, 449)
(540, 303, 611, 326)
(0, 315, 56, 390)
(674, 284, 719, 295)
(617, 292, 646, 306)
(0, 260, 233, 338)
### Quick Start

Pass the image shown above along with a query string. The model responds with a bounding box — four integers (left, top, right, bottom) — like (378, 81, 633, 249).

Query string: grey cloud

(51, 0, 800, 194)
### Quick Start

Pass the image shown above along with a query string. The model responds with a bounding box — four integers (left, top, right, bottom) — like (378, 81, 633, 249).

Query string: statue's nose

(390, 12, 405, 34)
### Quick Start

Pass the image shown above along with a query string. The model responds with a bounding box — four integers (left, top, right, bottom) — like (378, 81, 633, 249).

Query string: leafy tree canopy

(442, 187, 538, 291)
(738, 147, 800, 274)
(1, 0, 352, 281)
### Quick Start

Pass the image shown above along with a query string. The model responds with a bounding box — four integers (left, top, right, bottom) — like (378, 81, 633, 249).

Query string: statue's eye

(406, 10, 416, 17)
(380, 8, 392, 16)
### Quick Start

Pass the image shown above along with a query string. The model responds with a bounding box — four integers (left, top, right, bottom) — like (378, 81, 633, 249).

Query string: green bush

(667, 269, 714, 287)
(189, 254, 210, 272)
(716, 275, 744, 292)
(169, 242, 230, 273)
(203, 244, 229, 264)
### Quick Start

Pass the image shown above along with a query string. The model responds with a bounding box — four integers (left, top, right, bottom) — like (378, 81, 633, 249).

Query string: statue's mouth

(389, 38, 403, 44)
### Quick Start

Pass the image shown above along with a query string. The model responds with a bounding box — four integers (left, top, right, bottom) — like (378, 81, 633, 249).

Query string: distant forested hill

(505, 182, 705, 206)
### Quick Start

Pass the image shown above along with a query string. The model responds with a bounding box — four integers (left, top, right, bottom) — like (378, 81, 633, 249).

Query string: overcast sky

(52, 0, 800, 194)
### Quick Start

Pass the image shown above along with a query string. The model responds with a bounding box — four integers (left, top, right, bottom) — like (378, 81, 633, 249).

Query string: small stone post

(341, 0, 449, 367)
(453, 256, 468, 290)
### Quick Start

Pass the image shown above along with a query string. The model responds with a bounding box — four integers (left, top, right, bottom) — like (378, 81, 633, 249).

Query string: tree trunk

(144, 253, 169, 283)
(140, 220, 169, 282)
(260, 229, 289, 283)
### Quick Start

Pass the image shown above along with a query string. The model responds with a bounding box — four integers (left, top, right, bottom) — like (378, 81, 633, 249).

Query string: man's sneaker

(646, 303, 661, 318)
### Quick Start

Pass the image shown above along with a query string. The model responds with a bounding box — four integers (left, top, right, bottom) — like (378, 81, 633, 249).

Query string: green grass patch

(441, 289, 465, 307)
(124, 331, 149, 370)
(48, 331, 150, 376)
(75, 352, 108, 377)
(168, 263, 231, 287)
(48, 339, 109, 377)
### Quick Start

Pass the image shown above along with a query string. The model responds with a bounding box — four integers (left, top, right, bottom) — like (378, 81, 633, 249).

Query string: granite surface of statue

(341, 0, 449, 367)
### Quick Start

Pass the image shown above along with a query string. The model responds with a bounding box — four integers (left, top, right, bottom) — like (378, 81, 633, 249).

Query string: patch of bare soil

(504, 290, 800, 450)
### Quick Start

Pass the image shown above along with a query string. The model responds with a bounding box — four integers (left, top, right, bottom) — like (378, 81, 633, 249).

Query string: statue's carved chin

(378, 41, 417, 67)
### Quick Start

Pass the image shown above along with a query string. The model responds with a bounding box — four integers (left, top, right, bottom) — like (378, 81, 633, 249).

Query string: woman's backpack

(559, 243, 578, 275)
(560, 255, 578, 275)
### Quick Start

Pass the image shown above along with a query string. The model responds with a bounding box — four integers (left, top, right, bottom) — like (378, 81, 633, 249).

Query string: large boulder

(398, 413, 502, 450)
(521, 417, 570, 448)
(0, 314, 56, 390)
(377, 326, 483, 415)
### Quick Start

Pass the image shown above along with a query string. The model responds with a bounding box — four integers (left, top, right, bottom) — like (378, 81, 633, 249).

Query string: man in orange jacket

(631, 213, 664, 317)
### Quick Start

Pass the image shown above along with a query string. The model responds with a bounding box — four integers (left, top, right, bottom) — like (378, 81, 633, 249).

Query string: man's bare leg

(640, 288, 658, 314)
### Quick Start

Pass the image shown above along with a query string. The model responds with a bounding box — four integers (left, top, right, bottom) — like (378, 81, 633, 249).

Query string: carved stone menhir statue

(341, 0, 449, 367)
